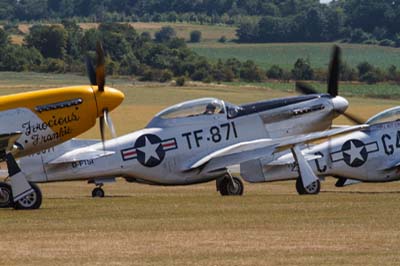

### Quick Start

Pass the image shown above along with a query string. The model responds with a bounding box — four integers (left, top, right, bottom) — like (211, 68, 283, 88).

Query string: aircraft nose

(95, 86, 125, 116)
(332, 96, 348, 114)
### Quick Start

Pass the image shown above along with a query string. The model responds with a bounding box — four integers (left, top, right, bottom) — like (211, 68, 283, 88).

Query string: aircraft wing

(0, 132, 22, 154)
(48, 148, 115, 164)
(185, 125, 368, 173)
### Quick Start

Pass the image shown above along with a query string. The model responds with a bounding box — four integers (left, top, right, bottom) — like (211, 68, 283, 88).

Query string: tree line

(0, 21, 267, 83)
(0, 0, 318, 21)
(2, 1, 400, 46)
(0, 21, 399, 85)
(237, 0, 400, 47)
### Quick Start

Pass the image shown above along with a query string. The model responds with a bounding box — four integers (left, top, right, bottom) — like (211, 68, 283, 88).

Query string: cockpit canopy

(156, 98, 225, 119)
(366, 106, 400, 125)
(147, 98, 242, 128)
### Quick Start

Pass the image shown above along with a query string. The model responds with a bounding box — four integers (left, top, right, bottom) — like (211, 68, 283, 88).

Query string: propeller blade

(95, 41, 105, 92)
(295, 81, 318, 95)
(342, 112, 364, 125)
(85, 56, 97, 86)
(327, 45, 340, 97)
(99, 115, 106, 150)
(104, 109, 117, 138)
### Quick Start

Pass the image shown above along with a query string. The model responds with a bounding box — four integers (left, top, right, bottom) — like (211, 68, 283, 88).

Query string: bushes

(240, 60, 265, 82)
(155, 26, 176, 43)
(41, 58, 65, 73)
(189, 30, 202, 43)
(175, 76, 185, 86)
(292, 58, 314, 80)
(218, 36, 227, 43)
(379, 39, 395, 47)
(139, 69, 173, 82)
(267, 65, 284, 79)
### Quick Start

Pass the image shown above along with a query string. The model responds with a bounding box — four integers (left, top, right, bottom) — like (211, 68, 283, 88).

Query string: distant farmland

(11, 22, 400, 71)
(189, 42, 400, 70)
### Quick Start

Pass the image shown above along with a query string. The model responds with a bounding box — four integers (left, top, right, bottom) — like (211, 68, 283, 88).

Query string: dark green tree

(0, 28, 10, 47)
(236, 21, 259, 42)
(0, 0, 15, 20)
(292, 58, 314, 80)
(62, 20, 84, 59)
(240, 60, 265, 82)
(25, 25, 67, 59)
(15, 0, 49, 20)
(267, 65, 284, 79)
(155, 26, 177, 43)
(190, 30, 202, 43)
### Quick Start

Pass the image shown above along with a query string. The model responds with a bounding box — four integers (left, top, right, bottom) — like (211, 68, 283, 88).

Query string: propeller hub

(94, 86, 125, 117)
(332, 96, 348, 115)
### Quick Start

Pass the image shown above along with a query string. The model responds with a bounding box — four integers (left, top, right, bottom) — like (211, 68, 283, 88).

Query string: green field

(228, 81, 400, 99)
(0, 72, 399, 265)
(190, 42, 400, 70)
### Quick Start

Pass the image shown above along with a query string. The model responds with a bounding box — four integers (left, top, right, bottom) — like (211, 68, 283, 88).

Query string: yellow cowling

(0, 85, 124, 144)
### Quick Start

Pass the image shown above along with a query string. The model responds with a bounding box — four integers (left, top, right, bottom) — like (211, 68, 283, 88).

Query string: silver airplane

(0, 46, 358, 209)
(3, 93, 365, 209)
(240, 106, 400, 194)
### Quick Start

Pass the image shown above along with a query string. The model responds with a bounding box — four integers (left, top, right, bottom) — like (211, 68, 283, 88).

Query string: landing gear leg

(92, 185, 105, 198)
(217, 172, 244, 196)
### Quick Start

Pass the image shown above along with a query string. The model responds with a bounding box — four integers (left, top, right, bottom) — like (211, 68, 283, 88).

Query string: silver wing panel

(186, 125, 369, 174)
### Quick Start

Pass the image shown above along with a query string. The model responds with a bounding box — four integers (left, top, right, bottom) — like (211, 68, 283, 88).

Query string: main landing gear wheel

(218, 176, 244, 196)
(14, 183, 42, 210)
(0, 182, 13, 208)
(296, 178, 320, 195)
(92, 187, 105, 198)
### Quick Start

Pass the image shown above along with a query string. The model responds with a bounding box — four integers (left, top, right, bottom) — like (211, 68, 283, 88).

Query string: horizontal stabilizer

(48, 149, 114, 164)
(335, 177, 361, 187)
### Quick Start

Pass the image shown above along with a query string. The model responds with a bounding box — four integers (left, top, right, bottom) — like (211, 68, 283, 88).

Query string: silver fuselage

(244, 120, 400, 183)
(19, 95, 342, 185)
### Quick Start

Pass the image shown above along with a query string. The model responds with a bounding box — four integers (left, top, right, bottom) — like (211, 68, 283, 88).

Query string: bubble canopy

(155, 98, 226, 119)
(366, 106, 400, 125)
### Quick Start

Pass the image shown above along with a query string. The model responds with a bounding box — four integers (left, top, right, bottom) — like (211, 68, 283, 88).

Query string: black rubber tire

(218, 178, 228, 196)
(14, 183, 42, 210)
(296, 178, 320, 195)
(0, 182, 13, 208)
(219, 176, 244, 196)
(92, 187, 105, 198)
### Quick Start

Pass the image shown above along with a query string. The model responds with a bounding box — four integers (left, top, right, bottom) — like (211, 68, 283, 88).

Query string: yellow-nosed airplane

(0, 42, 124, 209)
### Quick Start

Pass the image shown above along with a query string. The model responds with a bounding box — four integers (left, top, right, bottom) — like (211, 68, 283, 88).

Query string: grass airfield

(1, 72, 400, 265)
